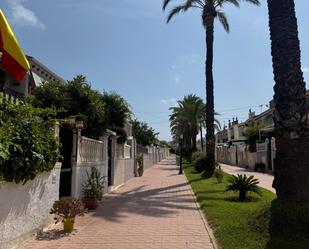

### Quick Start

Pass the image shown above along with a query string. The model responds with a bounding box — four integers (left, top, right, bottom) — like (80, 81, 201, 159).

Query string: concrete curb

(183, 172, 220, 249)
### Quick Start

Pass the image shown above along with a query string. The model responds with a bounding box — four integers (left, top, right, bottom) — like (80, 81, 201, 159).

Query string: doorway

(59, 125, 73, 197)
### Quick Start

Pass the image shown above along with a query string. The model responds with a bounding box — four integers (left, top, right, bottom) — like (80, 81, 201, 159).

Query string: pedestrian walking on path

(21, 157, 216, 249)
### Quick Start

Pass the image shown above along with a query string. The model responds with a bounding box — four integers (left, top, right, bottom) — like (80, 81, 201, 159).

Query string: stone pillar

(71, 121, 83, 198)
(133, 138, 138, 177)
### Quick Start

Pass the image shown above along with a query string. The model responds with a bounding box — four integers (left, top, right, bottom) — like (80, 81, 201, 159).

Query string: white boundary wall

(0, 163, 61, 249)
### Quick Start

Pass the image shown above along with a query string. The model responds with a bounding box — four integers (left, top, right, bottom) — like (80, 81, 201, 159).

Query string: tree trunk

(267, 0, 309, 201)
(239, 190, 247, 202)
(192, 134, 197, 152)
(200, 125, 204, 151)
(205, 18, 215, 172)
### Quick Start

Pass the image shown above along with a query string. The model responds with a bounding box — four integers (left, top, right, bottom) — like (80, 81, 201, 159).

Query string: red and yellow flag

(0, 10, 30, 81)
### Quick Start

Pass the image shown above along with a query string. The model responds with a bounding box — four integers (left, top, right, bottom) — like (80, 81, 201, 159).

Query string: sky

(1, 0, 309, 141)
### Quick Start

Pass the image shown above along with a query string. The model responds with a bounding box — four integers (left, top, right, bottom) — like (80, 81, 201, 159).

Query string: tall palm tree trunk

(200, 125, 204, 151)
(192, 134, 197, 152)
(205, 18, 215, 171)
(267, 0, 309, 201)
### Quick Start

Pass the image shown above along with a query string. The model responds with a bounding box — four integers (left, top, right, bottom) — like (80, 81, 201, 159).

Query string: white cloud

(302, 66, 309, 73)
(160, 98, 177, 105)
(7, 0, 45, 29)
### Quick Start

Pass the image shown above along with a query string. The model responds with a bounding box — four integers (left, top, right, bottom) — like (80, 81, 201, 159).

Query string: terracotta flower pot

(63, 218, 75, 233)
(82, 197, 97, 210)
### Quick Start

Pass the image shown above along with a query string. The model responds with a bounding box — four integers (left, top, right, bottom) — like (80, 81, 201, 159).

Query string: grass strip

(184, 161, 278, 249)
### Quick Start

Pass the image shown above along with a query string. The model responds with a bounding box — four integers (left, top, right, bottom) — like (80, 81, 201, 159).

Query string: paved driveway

(220, 163, 275, 193)
(21, 157, 215, 249)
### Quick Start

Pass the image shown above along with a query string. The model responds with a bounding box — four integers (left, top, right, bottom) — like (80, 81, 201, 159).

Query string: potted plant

(50, 197, 86, 233)
(136, 154, 144, 177)
(82, 167, 105, 210)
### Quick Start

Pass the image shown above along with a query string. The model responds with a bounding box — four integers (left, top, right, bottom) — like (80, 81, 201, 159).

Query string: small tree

(101, 91, 132, 143)
(132, 119, 158, 146)
(243, 121, 265, 152)
(31, 75, 107, 139)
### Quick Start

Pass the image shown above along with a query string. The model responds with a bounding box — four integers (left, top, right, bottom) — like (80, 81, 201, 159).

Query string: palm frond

(162, 0, 173, 10)
(226, 174, 262, 201)
(164, 0, 204, 23)
(217, 11, 229, 32)
(216, 0, 240, 8)
(166, 4, 189, 23)
(243, 0, 260, 6)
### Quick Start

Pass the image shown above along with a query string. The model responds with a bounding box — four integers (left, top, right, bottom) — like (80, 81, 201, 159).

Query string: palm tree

(170, 95, 204, 153)
(226, 174, 262, 202)
(267, 1, 309, 201)
(170, 94, 221, 155)
(163, 0, 260, 170)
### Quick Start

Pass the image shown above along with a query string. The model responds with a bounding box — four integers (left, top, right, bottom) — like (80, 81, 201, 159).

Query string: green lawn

(183, 161, 309, 249)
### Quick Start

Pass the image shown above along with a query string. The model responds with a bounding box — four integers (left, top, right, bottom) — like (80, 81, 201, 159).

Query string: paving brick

(20, 157, 215, 249)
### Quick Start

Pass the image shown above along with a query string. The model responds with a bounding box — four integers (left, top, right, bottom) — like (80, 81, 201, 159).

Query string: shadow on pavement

(92, 179, 198, 222)
(35, 229, 73, 241)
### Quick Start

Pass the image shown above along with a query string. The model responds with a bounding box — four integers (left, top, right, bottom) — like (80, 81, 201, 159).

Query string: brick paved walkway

(21, 157, 215, 249)
(220, 163, 275, 193)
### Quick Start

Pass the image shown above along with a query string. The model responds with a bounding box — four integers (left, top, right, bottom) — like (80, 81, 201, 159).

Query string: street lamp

(179, 134, 183, 175)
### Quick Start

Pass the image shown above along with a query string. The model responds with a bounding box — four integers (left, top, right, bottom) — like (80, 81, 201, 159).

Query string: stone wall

(113, 159, 126, 187)
(216, 140, 275, 171)
(70, 134, 109, 198)
(0, 164, 61, 249)
(71, 161, 108, 198)
(124, 158, 135, 183)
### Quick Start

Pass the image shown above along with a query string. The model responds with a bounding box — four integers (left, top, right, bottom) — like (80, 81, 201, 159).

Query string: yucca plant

(82, 167, 105, 201)
(226, 174, 262, 202)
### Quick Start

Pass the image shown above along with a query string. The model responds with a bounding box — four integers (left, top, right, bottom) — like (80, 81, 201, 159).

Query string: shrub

(50, 197, 86, 224)
(254, 163, 266, 172)
(0, 101, 60, 184)
(136, 154, 143, 168)
(226, 174, 262, 202)
(214, 164, 224, 183)
(191, 151, 207, 173)
(30, 75, 107, 139)
(191, 151, 204, 163)
(82, 167, 105, 200)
